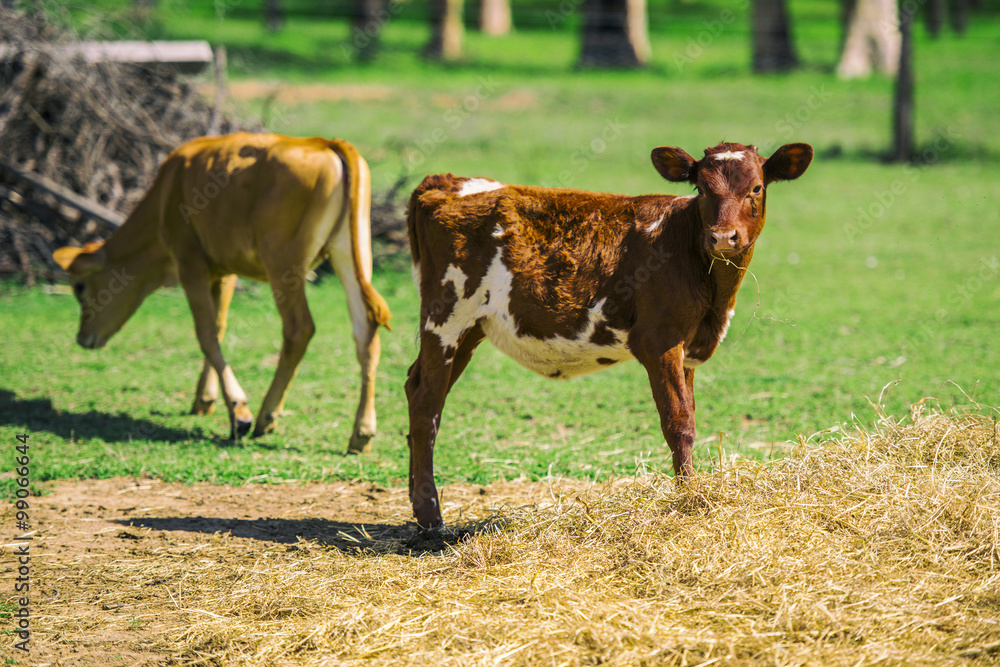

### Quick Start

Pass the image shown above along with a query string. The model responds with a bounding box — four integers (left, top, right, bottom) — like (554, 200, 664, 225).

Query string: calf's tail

(328, 138, 392, 330)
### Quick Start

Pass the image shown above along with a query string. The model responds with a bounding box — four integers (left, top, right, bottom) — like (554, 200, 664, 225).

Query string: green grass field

(2, 1, 999, 494)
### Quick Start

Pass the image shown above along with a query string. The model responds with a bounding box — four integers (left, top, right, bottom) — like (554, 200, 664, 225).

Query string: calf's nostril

(711, 231, 737, 248)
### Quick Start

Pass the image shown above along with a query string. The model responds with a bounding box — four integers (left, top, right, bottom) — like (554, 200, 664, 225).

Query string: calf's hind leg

(406, 326, 483, 529)
(330, 246, 383, 454)
(191, 274, 238, 415)
(252, 275, 315, 437)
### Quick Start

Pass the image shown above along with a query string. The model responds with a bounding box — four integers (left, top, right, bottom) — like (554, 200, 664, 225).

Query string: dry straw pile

(0, 8, 411, 283)
(0, 8, 249, 282)
(142, 405, 998, 666)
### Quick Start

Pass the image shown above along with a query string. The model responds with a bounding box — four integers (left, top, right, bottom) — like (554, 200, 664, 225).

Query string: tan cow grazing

(405, 142, 813, 528)
(53, 132, 392, 452)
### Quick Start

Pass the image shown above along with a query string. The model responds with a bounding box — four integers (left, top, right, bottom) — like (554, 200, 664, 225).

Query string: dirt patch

(16, 476, 590, 665)
(226, 81, 396, 104)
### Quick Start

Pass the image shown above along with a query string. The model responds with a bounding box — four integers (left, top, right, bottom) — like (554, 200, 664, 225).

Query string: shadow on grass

(0, 388, 207, 444)
(115, 516, 471, 555)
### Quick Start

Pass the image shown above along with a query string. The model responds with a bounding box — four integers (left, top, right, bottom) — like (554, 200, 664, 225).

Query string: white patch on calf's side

(457, 178, 504, 197)
(683, 357, 704, 369)
(425, 253, 511, 351)
(425, 250, 631, 378)
(441, 265, 469, 293)
(714, 151, 746, 161)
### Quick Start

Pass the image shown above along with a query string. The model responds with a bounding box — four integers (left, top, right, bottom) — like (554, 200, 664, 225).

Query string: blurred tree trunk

(751, 0, 798, 73)
(425, 0, 464, 60)
(950, 0, 968, 33)
(265, 0, 285, 33)
(890, 0, 914, 161)
(353, 0, 386, 62)
(577, 0, 649, 68)
(839, 0, 856, 49)
(479, 0, 511, 35)
(837, 0, 899, 78)
(924, 0, 944, 36)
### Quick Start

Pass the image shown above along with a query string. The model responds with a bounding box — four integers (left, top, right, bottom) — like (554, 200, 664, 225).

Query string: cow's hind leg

(330, 248, 382, 454)
(406, 326, 482, 529)
(447, 323, 485, 391)
(191, 274, 238, 415)
(346, 314, 380, 454)
(252, 275, 315, 437)
(180, 270, 253, 440)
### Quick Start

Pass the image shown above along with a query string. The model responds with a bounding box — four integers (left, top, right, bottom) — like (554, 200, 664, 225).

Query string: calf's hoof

(346, 431, 374, 455)
(252, 414, 278, 438)
(413, 506, 444, 531)
(191, 397, 216, 416)
(230, 416, 254, 440)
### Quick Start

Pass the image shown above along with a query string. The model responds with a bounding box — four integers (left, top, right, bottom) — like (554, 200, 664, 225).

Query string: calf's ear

(53, 241, 106, 274)
(764, 143, 813, 184)
(651, 147, 698, 183)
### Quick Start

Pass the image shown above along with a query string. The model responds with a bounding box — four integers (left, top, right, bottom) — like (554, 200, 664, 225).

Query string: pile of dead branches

(0, 8, 246, 284)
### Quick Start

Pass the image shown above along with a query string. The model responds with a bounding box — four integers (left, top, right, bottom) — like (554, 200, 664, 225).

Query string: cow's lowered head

(53, 240, 176, 349)
(651, 142, 813, 259)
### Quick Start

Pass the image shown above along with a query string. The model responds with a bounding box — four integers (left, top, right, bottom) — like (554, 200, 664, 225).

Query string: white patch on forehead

(492, 224, 505, 239)
(423, 250, 631, 378)
(457, 178, 504, 197)
(714, 151, 746, 161)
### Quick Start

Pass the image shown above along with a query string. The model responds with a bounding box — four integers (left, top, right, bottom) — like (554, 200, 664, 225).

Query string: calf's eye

(695, 186, 703, 195)
(751, 185, 762, 195)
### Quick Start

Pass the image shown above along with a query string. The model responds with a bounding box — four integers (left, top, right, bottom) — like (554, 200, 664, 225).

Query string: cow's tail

(405, 179, 429, 268)
(406, 174, 456, 269)
(328, 138, 392, 330)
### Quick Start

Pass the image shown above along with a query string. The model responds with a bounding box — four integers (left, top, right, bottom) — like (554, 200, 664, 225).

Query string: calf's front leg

(635, 340, 696, 478)
(191, 274, 238, 415)
(181, 271, 253, 439)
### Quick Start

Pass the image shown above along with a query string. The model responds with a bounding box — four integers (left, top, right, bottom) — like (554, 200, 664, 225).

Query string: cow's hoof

(414, 512, 444, 532)
(252, 416, 277, 438)
(191, 398, 216, 416)
(231, 416, 254, 440)
(346, 432, 373, 455)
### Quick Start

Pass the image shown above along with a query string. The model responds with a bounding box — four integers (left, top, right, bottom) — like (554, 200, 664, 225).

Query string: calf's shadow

(115, 515, 470, 554)
(0, 388, 208, 444)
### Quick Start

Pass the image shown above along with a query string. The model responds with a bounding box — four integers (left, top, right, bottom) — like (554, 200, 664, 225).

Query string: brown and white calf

(404, 141, 813, 528)
(54, 133, 391, 452)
